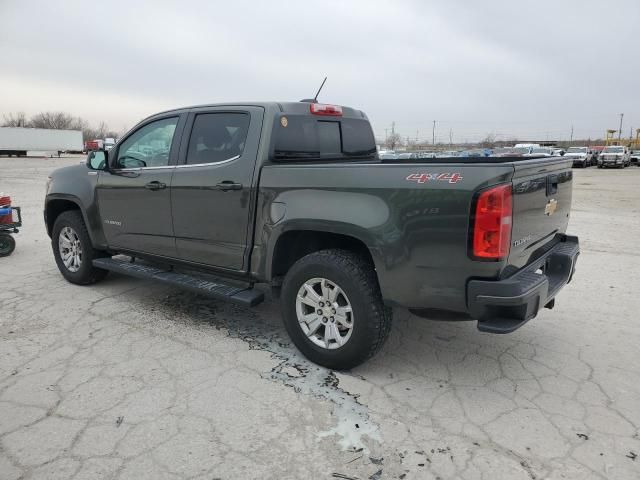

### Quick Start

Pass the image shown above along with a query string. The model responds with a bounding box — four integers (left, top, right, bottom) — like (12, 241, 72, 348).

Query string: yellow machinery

(605, 129, 619, 146)
(605, 128, 640, 148)
(632, 129, 640, 149)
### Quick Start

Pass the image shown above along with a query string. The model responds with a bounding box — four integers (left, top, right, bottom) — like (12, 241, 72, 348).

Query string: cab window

(115, 117, 178, 169)
(186, 113, 250, 165)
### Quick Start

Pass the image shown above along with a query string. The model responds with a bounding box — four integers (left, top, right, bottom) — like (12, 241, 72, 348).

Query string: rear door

(170, 106, 264, 271)
(97, 115, 185, 257)
(508, 157, 573, 269)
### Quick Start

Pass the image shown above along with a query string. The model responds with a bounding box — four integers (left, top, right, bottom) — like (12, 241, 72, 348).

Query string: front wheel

(281, 249, 392, 369)
(52, 210, 109, 285)
(0, 233, 16, 257)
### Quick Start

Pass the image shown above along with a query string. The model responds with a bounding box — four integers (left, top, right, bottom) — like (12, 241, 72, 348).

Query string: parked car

(598, 145, 630, 168)
(44, 101, 579, 369)
(629, 150, 640, 166)
(524, 147, 554, 157)
(564, 146, 593, 168)
(591, 145, 605, 164)
(396, 152, 418, 160)
(379, 152, 398, 160)
(513, 143, 539, 155)
(440, 150, 462, 157)
(104, 137, 116, 151)
(460, 149, 493, 157)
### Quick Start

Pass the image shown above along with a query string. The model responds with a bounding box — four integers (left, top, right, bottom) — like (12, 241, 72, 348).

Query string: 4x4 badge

(545, 199, 558, 216)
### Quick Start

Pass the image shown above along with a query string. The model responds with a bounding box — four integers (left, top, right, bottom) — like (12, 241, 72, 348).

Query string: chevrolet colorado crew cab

(44, 101, 579, 369)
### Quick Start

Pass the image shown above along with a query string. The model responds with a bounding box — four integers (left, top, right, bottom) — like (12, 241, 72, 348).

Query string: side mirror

(87, 150, 107, 170)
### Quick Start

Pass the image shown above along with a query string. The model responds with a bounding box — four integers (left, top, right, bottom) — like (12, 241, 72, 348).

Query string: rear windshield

(273, 115, 376, 160)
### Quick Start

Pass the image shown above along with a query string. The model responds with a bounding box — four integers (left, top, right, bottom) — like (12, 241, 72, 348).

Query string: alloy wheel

(295, 277, 354, 350)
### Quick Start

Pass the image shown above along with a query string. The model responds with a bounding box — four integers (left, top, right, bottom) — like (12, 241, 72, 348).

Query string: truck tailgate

(507, 157, 573, 272)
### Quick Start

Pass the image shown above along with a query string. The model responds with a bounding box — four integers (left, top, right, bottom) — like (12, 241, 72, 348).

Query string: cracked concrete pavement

(1, 156, 639, 479)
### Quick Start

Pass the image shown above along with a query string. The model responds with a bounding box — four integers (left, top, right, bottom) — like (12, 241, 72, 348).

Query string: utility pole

(449, 128, 453, 147)
(390, 122, 396, 149)
(432, 120, 436, 145)
(618, 113, 624, 141)
(570, 125, 574, 143)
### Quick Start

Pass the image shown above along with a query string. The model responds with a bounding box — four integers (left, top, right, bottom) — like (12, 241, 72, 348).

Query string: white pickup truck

(564, 147, 594, 168)
(598, 146, 630, 168)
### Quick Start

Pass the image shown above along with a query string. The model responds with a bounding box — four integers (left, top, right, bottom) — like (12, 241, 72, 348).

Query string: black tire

(52, 210, 108, 285)
(0, 233, 16, 257)
(280, 249, 392, 370)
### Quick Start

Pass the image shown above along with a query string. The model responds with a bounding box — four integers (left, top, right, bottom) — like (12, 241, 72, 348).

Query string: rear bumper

(467, 234, 579, 333)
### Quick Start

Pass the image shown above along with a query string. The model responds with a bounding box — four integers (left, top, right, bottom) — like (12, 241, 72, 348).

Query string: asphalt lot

(1, 155, 639, 480)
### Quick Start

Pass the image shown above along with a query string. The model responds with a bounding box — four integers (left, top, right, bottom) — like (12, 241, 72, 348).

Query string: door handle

(145, 181, 166, 191)
(215, 181, 243, 191)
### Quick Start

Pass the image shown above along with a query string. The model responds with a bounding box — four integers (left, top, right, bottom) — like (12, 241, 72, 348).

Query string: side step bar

(92, 257, 264, 307)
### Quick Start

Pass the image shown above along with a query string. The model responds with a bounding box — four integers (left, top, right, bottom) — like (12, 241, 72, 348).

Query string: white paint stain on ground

(163, 293, 381, 452)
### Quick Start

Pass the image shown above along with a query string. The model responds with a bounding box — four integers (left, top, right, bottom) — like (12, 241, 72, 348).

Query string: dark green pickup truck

(44, 101, 579, 368)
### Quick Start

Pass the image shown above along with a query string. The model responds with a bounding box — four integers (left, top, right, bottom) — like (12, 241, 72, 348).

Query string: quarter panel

(255, 162, 514, 311)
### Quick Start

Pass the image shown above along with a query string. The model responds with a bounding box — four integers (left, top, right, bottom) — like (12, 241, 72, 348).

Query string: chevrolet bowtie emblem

(545, 198, 558, 216)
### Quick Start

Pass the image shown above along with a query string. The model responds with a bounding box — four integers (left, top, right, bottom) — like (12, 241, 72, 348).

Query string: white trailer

(0, 127, 83, 156)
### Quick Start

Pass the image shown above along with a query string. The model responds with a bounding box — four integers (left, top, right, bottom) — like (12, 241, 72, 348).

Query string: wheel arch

(268, 229, 380, 286)
(45, 195, 104, 248)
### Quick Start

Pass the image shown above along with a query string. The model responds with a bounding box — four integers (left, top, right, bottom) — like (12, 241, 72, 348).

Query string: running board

(92, 257, 264, 307)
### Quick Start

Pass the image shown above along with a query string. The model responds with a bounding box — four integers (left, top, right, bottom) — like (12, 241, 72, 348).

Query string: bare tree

(480, 133, 496, 148)
(2, 112, 28, 127)
(385, 132, 403, 150)
(29, 111, 78, 130)
(95, 121, 108, 139)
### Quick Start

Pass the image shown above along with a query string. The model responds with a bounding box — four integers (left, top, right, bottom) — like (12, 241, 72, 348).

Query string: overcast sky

(1, 0, 638, 143)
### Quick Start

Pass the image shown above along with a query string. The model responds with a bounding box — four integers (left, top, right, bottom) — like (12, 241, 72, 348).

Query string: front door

(170, 107, 264, 271)
(97, 115, 183, 258)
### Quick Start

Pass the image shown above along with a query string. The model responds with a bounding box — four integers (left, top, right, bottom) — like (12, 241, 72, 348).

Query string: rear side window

(342, 118, 376, 156)
(273, 115, 376, 161)
(186, 112, 250, 165)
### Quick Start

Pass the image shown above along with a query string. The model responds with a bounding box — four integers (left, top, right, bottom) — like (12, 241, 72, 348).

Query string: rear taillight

(309, 103, 343, 116)
(471, 183, 512, 260)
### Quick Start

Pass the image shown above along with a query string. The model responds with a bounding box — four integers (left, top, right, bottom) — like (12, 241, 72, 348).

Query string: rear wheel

(281, 249, 392, 369)
(0, 233, 16, 257)
(52, 210, 108, 284)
